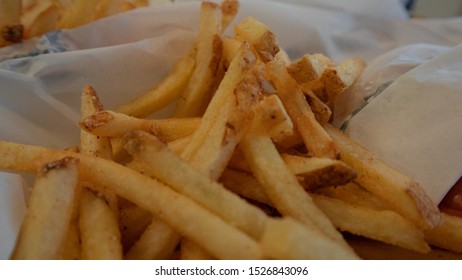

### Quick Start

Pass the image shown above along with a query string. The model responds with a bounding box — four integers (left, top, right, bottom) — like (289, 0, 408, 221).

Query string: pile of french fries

(0, 0, 165, 47)
(1, 0, 462, 260)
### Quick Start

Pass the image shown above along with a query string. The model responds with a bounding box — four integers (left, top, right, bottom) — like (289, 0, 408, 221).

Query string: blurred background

(409, 0, 462, 17)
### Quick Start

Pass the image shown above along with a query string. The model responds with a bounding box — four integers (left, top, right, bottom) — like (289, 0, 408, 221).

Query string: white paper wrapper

(1, 0, 462, 259)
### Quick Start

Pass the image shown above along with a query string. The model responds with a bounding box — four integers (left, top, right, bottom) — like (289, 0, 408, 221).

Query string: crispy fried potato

(80, 110, 200, 142)
(79, 85, 122, 260)
(266, 59, 338, 158)
(0, 0, 23, 47)
(174, 1, 223, 117)
(79, 189, 122, 259)
(425, 213, 462, 253)
(116, 51, 196, 118)
(240, 123, 348, 248)
(234, 16, 279, 63)
(179, 41, 257, 166)
(281, 154, 356, 190)
(125, 217, 181, 260)
(260, 217, 358, 259)
(312, 194, 430, 253)
(325, 125, 442, 230)
(11, 157, 80, 260)
(123, 131, 268, 240)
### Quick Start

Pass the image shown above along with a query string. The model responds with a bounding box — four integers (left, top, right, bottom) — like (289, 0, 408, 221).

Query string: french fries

(174, 1, 223, 117)
(1, 0, 151, 44)
(2, 0, 460, 260)
(79, 85, 122, 260)
(0, 0, 23, 47)
(11, 157, 80, 260)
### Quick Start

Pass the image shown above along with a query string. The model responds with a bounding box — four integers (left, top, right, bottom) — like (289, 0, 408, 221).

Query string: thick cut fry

(234, 16, 279, 63)
(287, 53, 333, 84)
(11, 157, 80, 260)
(124, 131, 268, 240)
(325, 125, 442, 230)
(312, 194, 430, 253)
(425, 213, 462, 253)
(174, 1, 222, 117)
(316, 58, 365, 109)
(260, 217, 358, 260)
(80, 110, 200, 142)
(240, 126, 349, 249)
(281, 154, 356, 190)
(79, 84, 122, 260)
(125, 217, 181, 260)
(116, 53, 195, 118)
(0, 0, 23, 47)
(79, 189, 123, 259)
(266, 59, 338, 158)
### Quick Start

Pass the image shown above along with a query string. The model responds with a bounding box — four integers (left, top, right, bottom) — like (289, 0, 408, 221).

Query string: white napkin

(339, 44, 462, 205)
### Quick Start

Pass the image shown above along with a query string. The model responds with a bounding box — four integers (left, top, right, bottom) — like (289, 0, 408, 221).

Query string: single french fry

(11, 157, 80, 260)
(287, 53, 333, 84)
(234, 16, 279, 63)
(174, 1, 222, 117)
(312, 194, 430, 253)
(325, 125, 442, 230)
(240, 124, 349, 249)
(425, 213, 462, 253)
(220, 0, 239, 33)
(116, 52, 195, 118)
(315, 182, 390, 211)
(303, 89, 332, 124)
(260, 217, 358, 260)
(313, 58, 365, 109)
(281, 154, 356, 190)
(124, 131, 268, 240)
(79, 189, 123, 259)
(0, 0, 23, 47)
(125, 217, 181, 260)
(266, 59, 338, 158)
(60, 215, 81, 260)
(80, 110, 200, 142)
